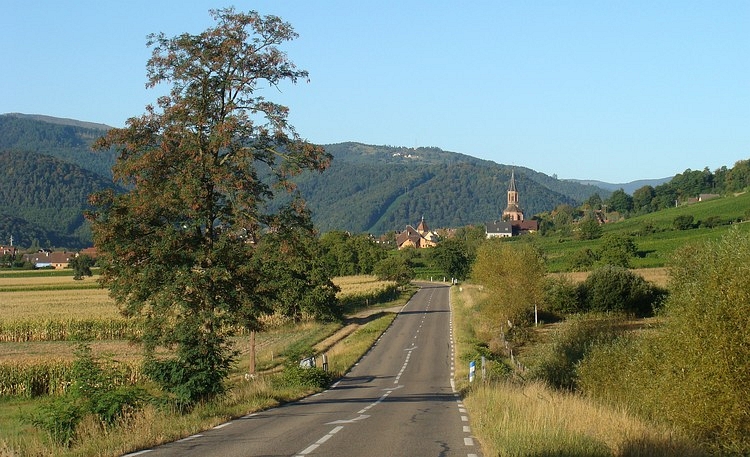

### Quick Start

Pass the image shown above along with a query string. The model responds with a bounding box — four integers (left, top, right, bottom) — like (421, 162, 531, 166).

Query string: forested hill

(0, 113, 115, 178)
(0, 115, 609, 247)
(279, 143, 608, 234)
(0, 149, 121, 248)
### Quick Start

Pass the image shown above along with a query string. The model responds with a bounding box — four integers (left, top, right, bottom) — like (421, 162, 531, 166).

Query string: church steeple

(502, 170, 524, 222)
(507, 170, 518, 206)
(417, 215, 428, 233)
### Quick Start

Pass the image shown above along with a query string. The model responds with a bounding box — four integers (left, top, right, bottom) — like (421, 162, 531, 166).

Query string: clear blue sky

(2, 1, 748, 183)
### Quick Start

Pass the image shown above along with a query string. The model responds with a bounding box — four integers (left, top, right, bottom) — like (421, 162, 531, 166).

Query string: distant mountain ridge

(0, 113, 621, 247)
(4, 113, 113, 130)
(0, 113, 116, 178)
(566, 178, 672, 195)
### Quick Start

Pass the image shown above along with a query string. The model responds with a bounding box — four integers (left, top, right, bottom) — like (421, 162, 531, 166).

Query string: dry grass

(0, 275, 98, 289)
(552, 267, 669, 288)
(465, 381, 703, 457)
(333, 275, 396, 296)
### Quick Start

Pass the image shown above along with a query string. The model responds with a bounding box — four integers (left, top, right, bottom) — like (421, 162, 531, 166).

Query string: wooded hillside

(0, 114, 611, 247)
(0, 149, 121, 248)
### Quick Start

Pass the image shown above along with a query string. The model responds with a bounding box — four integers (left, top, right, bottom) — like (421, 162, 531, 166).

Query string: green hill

(537, 191, 750, 272)
(0, 115, 612, 247)
(0, 149, 121, 248)
(283, 143, 608, 233)
(0, 113, 115, 178)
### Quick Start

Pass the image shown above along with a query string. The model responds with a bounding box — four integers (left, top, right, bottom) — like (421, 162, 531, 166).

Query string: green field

(536, 192, 750, 271)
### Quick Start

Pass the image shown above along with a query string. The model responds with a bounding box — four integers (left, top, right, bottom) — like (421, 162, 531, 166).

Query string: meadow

(537, 191, 750, 271)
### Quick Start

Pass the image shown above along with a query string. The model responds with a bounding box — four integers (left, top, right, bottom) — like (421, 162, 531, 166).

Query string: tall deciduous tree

(87, 8, 331, 406)
(471, 239, 546, 332)
(430, 238, 471, 280)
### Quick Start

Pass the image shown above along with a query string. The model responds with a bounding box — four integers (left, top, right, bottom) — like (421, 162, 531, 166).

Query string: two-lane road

(126, 283, 481, 457)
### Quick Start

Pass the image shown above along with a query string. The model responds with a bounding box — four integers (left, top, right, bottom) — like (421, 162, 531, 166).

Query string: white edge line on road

(298, 443, 319, 455)
(176, 434, 202, 443)
(213, 422, 232, 429)
(122, 451, 153, 456)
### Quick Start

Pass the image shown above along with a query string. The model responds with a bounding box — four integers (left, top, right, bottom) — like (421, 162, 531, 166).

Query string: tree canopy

(471, 239, 546, 330)
(87, 8, 330, 406)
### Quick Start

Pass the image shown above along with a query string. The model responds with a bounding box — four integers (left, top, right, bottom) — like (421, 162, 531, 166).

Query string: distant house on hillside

(486, 220, 513, 238)
(24, 251, 74, 269)
(485, 171, 538, 238)
(699, 193, 720, 202)
(396, 216, 439, 249)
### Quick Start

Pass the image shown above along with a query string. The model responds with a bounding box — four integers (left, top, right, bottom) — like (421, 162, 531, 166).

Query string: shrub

(25, 344, 148, 446)
(700, 215, 722, 228)
(597, 234, 637, 268)
(580, 228, 750, 454)
(26, 396, 83, 447)
(578, 265, 666, 316)
(576, 218, 602, 240)
(542, 276, 580, 315)
(273, 365, 331, 389)
(569, 248, 597, 271)
(672, 214, 694, 230)
(529, 314, 624, 390)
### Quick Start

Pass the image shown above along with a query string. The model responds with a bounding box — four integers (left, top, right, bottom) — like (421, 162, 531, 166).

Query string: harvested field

(552, 267, 669, 288)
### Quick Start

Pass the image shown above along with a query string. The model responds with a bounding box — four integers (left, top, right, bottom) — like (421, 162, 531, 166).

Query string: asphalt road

(125, 283, 481, 457)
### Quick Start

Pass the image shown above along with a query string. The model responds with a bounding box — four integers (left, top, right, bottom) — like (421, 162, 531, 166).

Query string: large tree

(471, 239, 546, 331)
(430, 238, 471, 281)
(87, 8, 331, 406)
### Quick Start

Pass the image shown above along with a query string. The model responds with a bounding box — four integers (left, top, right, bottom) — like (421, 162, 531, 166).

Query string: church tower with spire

(502, 170, 524, 222)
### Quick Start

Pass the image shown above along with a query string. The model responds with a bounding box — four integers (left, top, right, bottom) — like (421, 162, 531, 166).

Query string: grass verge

(451, 284, 704, 457)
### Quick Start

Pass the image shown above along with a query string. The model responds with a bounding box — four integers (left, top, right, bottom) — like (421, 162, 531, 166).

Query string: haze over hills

(0, 113, 659, 248)
(566, 178, 672, 195)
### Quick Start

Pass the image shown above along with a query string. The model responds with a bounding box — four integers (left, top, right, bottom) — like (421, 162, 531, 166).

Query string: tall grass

(465, 381, 703, 457)
(451, 284, 705, 456)
(0, 361, 72, 398)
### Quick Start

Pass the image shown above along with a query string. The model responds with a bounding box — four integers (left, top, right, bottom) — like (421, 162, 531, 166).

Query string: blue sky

(2, 1, 748, 183)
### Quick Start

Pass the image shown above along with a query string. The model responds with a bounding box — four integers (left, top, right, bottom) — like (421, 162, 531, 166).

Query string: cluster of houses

(0, 246, 97, 269)
(396, 171, 538, 249)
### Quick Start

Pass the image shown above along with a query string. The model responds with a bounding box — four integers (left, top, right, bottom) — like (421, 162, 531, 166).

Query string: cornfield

(0, 359, 143, 398)
(0, 319, 142, 342)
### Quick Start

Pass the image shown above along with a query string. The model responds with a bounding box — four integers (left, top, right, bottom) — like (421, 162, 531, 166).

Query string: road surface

(125, 283, 481, 457)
